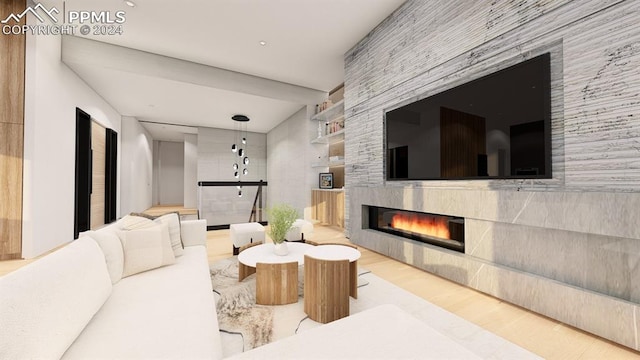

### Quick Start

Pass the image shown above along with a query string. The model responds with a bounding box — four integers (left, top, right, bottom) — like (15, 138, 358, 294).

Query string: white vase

(273, 242, 289, 256)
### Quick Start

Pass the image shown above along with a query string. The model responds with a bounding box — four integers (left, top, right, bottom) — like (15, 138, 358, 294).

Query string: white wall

(197, 127, 267, 182)
(23, 23, 121, 258)
(120, 116, 153, 216)
(267, 106, 316, 219)
(184, 134, 198, 208)
(155, 141, 184, 205)
(197, 127, 267, 226)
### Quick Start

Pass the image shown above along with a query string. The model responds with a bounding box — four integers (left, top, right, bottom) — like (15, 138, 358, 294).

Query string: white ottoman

(285, 219, 314, 242)
(230, 222, 265, 255)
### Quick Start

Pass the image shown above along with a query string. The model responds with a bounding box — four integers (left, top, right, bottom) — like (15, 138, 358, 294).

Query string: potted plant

(267, 203, 299, 255)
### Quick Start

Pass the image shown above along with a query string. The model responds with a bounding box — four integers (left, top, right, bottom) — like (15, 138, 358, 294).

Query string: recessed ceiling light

(259, 41, 267, 46)
(124, 0, 136, 7)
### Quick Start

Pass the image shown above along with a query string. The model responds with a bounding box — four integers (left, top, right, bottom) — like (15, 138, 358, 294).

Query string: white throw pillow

(154, 212, 184, 257)
(81, 230, 124, 284)
(118, 223, 176, 278)
(120, 214, 156, 230)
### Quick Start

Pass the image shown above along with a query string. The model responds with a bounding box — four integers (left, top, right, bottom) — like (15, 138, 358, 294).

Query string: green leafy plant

(267, 204, 299, 244)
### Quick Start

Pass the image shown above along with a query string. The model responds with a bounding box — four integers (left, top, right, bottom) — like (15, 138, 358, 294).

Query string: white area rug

(210, 257, 540, 359)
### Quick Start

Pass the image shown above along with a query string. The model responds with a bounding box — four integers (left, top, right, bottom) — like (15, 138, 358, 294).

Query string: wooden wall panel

(91, 122, 106, 230)
(0, 124, 23, 260)
(328, 142, 345, 188)
(330, 168, 345, 189)
(0, 0, 26, 260)
(0, 0, 25, 126)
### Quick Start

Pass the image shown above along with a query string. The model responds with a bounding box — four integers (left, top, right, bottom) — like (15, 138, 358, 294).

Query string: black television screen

(386, 53, 552, 180)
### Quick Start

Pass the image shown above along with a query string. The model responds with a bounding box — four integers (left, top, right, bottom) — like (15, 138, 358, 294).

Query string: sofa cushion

(0, 237, 112, 360)
(119, 222, 176, 278)
(82, 229, 124, 284)
(62, 246, 223, 360)
(154, 212, 184, 257)
(121, 214, 156, 230)
(181, 219, 208, 247)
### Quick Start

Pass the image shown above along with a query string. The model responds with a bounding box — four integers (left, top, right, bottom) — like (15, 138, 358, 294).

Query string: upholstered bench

(285, 219, 314, 242)
(230, 222, 265, 255)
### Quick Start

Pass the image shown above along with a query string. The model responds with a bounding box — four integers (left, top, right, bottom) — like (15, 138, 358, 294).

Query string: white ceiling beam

(61, 35, 326, 104)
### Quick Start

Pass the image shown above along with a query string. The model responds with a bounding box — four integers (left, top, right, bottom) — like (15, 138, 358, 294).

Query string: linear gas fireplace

(367, 206, 464, 252)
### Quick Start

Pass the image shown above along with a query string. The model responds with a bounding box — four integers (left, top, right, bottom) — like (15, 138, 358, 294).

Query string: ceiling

(54, 0, 406, 140)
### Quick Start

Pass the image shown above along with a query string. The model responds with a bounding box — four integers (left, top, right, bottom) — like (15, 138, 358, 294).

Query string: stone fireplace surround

(366, 206, 465, 252)
(349, 186, 640, 351)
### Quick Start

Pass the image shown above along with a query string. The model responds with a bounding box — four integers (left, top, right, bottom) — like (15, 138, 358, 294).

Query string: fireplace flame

(391, 213, 450, 239)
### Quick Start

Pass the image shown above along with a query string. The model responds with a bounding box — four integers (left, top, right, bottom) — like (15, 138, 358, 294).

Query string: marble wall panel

(353, 222, 640, 351)
(350, 186, 640, 349)
(466, 219, 640, 302)
(351, 187, 640, 240)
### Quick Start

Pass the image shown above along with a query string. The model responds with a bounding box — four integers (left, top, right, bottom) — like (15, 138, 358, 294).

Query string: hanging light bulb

(238, 190, 243, 197)
(231, 114, 250, 179)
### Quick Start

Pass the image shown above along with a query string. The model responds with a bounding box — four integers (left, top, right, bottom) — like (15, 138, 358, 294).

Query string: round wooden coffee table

(238, 243, 313, 305)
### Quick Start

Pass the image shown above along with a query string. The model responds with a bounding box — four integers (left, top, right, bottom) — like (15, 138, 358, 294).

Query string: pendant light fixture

(231, 114, 250, 197)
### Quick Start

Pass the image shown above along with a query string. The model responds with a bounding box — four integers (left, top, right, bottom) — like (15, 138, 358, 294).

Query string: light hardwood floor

(2, 224, 638, 359)
(142, 205, 198, 217)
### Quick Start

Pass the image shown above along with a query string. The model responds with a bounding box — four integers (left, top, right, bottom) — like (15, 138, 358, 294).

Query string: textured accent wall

(344, 0, 640, 350)
(345, 0, 640, 193)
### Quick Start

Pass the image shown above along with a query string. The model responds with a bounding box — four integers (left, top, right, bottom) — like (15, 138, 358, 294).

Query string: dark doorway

(74, 108, 92, 239)
(75, 109, 119, 238)
(105, 128, 118, 224)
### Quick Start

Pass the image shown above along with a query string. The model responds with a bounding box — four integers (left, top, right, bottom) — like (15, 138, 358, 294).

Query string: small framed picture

(319, 172, 334, 189)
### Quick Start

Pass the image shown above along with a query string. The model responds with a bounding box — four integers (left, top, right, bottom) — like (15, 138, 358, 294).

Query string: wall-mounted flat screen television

(386, 53, 552, 180)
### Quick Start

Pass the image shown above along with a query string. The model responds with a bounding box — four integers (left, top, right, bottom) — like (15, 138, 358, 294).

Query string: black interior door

(74, 108, 92, 239)
(105, 128, 118, 224)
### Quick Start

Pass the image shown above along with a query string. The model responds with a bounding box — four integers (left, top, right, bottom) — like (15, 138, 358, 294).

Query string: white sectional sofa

(0, 217, 223, 360)
(0, 215, 539, 360)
